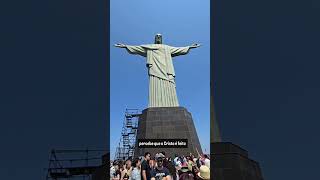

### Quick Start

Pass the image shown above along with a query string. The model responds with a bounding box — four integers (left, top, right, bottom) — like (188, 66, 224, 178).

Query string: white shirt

(131, 167, 141, 180)
(204, 158, 210, 169)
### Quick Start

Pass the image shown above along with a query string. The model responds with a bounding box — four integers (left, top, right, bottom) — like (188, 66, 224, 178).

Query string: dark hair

(204, 154, 209, 159)
(118, 160, 124, 169)
(132, 158, 140, 168)
(144, 152, 151, 157)
(113, 161, 119, 166)
(157, 157, 163, 162)
(179, 172, 194, 180)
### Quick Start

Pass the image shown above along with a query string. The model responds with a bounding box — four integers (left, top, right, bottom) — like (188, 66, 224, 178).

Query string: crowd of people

(110, 152, 210, 180)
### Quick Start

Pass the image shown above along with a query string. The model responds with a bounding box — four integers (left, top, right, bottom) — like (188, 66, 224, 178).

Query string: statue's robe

(124, 44, 191, 107)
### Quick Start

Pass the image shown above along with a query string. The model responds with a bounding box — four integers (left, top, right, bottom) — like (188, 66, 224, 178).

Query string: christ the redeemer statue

(115, 34, 200, 107)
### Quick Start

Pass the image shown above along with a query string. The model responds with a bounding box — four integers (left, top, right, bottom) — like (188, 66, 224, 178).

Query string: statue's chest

(147, 45, 173, 68)
(152, 46, 170, 59)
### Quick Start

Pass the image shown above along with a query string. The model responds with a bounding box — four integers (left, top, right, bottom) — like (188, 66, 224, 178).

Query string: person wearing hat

(159, 152, 168, 169)
(197, 166, 210, 180)
(150, 153, 171, 180)
(178, 161, 195, 179)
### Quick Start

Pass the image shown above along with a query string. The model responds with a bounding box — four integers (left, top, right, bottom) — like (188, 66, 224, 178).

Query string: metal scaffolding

(114, 109, 140, 161)
(46, 149, 107, 180)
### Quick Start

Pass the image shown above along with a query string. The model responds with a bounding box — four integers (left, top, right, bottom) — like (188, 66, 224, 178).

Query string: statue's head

(154, 34, 162, 44)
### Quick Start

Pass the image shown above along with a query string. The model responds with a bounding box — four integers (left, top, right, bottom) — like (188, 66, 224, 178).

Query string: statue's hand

(114, 43, 126, 48)
(190, 43, 201, 48)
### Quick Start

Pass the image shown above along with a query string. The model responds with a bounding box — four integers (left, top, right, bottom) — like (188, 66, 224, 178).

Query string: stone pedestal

(134, 107, 203, 158)
(211, 142, 264, 180)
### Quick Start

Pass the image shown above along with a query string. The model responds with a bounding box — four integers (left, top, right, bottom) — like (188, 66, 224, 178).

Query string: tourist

(132, 158, 142, 180)
(196, 166, 210, 180)
(203, 155, 210, 169)
(141, 152, 152, 180)
(173, 154, 179, 166)
(111, 161, 121, 180)
(150, 153, 171, 180)
(178, 162, 194, 180)
(165, 157, 176, 180)
(121, 159, 133, 180)
(150, 159, 156, 169)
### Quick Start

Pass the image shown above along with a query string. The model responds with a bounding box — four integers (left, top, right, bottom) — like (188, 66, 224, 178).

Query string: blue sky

(110, 0, 210, 158)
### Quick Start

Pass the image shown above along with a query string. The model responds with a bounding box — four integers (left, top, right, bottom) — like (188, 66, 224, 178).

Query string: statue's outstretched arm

(114, 43, 147, 57)
(190, 43, 201, 48)
(170, 43, 201, 57)
(114, 43, 126, 48)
